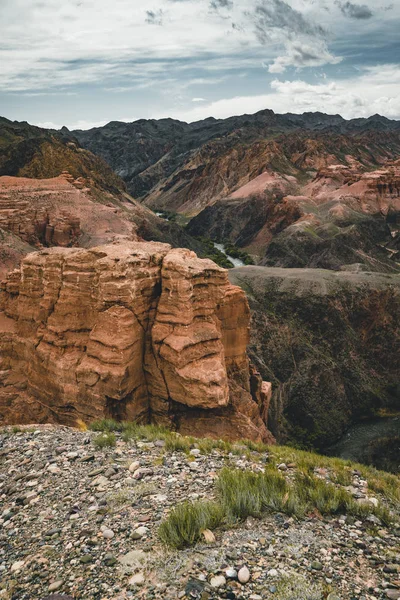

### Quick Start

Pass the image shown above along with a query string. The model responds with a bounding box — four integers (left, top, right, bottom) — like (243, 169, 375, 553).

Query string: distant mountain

(71, 110, 400, 212)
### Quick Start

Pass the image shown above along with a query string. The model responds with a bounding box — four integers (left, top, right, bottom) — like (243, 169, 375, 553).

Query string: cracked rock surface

(0, 241, 272, 442)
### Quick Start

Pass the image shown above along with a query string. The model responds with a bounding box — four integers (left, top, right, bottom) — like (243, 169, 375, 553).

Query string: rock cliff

(229, 266, 400, 449)
(0, 241, 273, 443)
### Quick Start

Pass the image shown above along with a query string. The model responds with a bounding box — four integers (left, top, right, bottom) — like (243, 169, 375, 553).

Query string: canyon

(0, 111, 399, 451)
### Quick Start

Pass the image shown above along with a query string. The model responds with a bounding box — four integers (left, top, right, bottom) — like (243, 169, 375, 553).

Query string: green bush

(158, 501, 224, 549)
(93, 432, 116, 448)
(89, 419, 122, 433)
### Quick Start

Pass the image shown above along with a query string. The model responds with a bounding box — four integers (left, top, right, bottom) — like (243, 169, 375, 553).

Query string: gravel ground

(0, 425, 399, 600)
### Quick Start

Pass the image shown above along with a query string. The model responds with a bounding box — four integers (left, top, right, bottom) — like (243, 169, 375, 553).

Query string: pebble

(238, 566, 251, 584)
(210, 575, 226, 588)
(102, 528, 115, 539)
(129, 572, 145, 586)
(225, 567, 237, 579)
(10, 560, 25, 572)
(48, 580, 64, 592)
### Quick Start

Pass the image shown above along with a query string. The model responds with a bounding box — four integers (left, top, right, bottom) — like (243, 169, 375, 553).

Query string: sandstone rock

(0, 241, 274, 443)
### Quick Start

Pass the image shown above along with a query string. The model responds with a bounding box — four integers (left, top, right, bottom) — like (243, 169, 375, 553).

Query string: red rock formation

(0, 241, 274, 443)
(0, 175, 137, 266)
(305, 162, 400, 215)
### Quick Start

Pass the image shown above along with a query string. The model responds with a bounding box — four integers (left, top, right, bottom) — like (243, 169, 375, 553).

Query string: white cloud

(192, 97, 206, 102)
(0, 0, 360, 92)
(268, 40, 341, 73)
(159, 64, 400, 122)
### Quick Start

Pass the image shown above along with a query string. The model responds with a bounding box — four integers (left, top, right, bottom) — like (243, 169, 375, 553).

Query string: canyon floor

(1, 425, 399, 600)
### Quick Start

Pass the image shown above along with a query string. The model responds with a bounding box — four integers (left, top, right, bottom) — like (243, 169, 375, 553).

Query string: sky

(0, 0, 399, 129)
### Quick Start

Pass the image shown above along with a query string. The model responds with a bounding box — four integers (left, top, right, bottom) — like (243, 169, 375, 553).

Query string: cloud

(254, 0, 326, 42)
(252, 0, 340, 73)
(160, 64, 400, 122)
(268, 40, 341, 73)
(336, 1, 373, 19)
(192, 97, 206, 101)
(209, 0, 233, 10)
(145, 9, 164, 25)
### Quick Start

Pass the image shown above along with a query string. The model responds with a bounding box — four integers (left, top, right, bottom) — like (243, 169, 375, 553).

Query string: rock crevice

(0, 241, 273, 442)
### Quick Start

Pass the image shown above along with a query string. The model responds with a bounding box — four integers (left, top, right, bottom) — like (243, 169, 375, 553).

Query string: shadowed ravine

(326, 416, 400, 473)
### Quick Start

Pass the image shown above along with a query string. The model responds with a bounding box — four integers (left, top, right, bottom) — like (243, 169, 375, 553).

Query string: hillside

(229, 266, 400, 450)
(72, 111, 400, 273)
(72, 111, 400, 214)
(0, 423, 399, 600)
(0, 118, 207, 272)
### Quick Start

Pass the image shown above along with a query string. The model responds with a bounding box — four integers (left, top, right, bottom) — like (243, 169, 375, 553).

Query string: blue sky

(0, 0, 399, 129)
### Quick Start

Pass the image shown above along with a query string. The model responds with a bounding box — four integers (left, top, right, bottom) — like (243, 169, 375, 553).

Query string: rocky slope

(0, 425, 399, 600)
(71, 111, 400, 273)
(188, 161, 400, 273)
(0, 117, 125, 197)
(0, 117, 208, 267)
(0, 241, 273, 443)
(72, 111, 400, 214)
(229, 266, 400, 450)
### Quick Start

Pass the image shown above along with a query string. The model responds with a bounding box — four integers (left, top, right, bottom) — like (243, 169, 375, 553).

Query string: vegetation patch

(159, 464, 394, 549)
(158, 501, 224, 549)
(92, 432, 116, 448)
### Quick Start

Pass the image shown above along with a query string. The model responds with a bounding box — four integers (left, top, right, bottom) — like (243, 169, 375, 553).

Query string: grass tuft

(89, 418, 122, 433)
(158, 501, 224, 549)
(93, 432, 116, 448)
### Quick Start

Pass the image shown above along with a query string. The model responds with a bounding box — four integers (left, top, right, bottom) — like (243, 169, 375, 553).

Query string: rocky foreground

(1, 425, 399, 600)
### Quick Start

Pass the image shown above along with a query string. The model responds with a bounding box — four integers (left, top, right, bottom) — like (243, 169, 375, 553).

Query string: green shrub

(159, 501, 224, 549)
(93, 432, 116, 448)
(217, 468, 306, 521)
(89, 419, 122, 433)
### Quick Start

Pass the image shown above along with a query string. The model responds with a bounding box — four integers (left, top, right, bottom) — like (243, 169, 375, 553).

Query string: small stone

(327, 594, 341, 600)
(104, 554, 117, 566)
(80, 555, 93, 564)
(132, 526, 148, 539)
(386, 592, 400, 600)
(210, 575, 226, 588)
(11, 560, 25, 572)
(225, 568, 237, 579)
(238, 566, 250, 584)
(102, 528, 114, 539)
(277, 463, 288, 471)
(129, 573, 145, 586)
(268, 569, 279, 577)
(129, 461, 140, 473)
(311, 561, 323, 571)
(190, 448, 201, 456)
(48, 581, 63, 592)
(48, 465, 61, 474)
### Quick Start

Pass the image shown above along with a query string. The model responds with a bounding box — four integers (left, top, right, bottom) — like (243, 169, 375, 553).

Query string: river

(213, 243, 245, 268)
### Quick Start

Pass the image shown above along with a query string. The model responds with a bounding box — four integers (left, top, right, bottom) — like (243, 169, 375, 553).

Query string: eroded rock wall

(0, 241, 273, 442)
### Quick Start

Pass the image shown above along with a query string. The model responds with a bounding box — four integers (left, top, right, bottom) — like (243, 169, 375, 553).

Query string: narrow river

(213, 243, 245, 267)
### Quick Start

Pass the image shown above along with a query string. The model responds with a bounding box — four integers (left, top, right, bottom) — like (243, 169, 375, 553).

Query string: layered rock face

(0, 241, 273, 442)
(0, 174, 138, 279)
